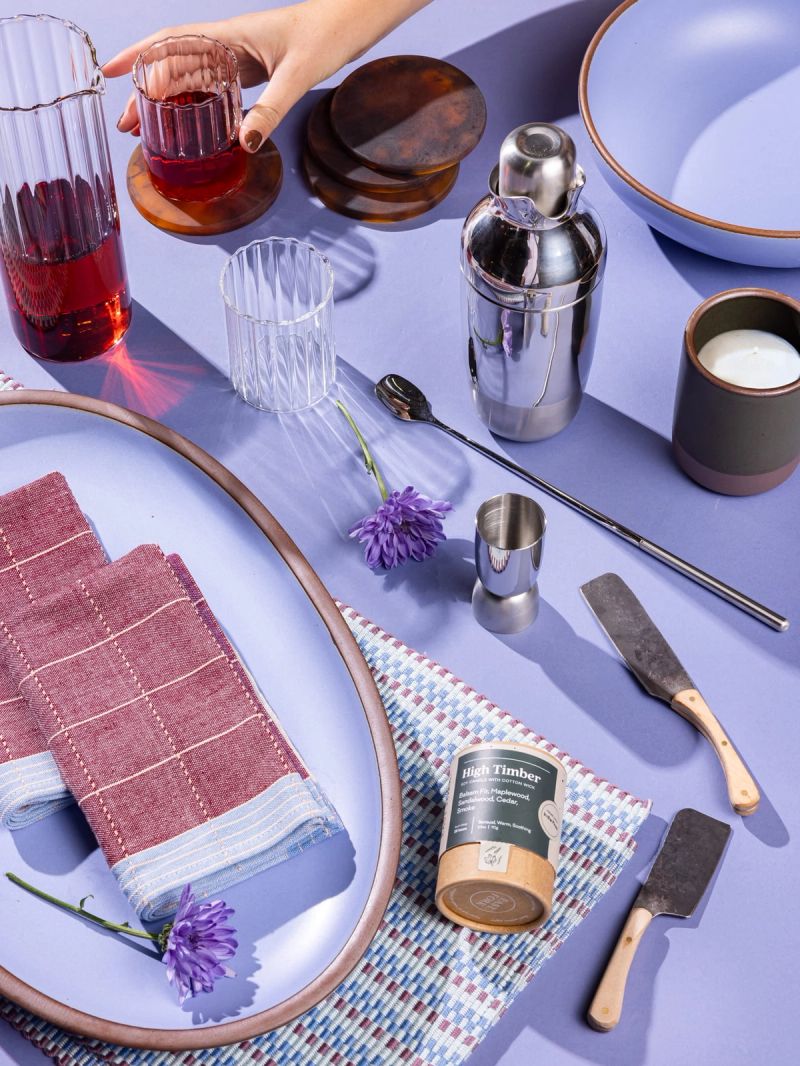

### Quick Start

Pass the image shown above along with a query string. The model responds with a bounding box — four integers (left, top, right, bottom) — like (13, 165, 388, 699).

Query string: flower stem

(5, 872, 158, 942)
(335, 400, 389, 502)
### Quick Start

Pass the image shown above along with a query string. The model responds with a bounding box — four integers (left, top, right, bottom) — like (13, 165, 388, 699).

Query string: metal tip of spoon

(375, 374, 435, 423)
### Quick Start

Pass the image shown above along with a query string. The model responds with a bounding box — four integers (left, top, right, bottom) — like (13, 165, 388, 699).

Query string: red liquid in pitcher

(0, 176, 131, 362)
(143, 90, 246, 202)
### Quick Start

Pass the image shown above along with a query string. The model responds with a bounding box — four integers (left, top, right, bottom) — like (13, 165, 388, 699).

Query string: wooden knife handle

(587, 905, 652, 1031)
(672, 688, 760, 816)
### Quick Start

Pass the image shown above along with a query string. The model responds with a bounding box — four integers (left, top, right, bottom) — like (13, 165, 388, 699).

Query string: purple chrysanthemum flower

(349, 486, 453, 570)
(161, 885, 237, 1004)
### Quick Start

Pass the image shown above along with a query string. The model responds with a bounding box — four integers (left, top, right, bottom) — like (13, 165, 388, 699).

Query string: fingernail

(116, 114, 124, 130)
(244, 130, 262, 153)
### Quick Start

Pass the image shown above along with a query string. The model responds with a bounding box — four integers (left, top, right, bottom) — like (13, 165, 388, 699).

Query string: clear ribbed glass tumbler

(221, 238, 336, 412)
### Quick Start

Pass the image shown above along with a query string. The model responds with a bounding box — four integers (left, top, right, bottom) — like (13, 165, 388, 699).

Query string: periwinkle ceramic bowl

(579, 0, 800, 267)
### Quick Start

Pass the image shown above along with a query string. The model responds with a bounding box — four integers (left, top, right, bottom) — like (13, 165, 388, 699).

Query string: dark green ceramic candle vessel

(672, 288, 800, 495)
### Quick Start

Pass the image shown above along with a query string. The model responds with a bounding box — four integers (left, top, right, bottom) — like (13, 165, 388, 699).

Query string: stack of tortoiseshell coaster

(303, 55, 487, 222)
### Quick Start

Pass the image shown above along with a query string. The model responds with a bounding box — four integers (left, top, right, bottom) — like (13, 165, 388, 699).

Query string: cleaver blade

(580, 572, 760, 817)
(587, 808, 730, 1031)
(636, 807, 731, 918)
(580, 572, 693, 702)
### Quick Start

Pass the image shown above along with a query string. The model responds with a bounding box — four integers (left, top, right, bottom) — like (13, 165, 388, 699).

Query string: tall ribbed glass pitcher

(0, 15, 131, 362)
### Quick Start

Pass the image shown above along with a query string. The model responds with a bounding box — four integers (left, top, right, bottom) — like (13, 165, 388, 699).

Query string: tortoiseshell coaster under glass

(303, 150, 458, 223)
(126, 140, 283, 236)
(329, 55, 487, 175)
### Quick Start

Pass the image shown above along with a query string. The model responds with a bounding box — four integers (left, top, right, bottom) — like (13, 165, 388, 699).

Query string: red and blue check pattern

(0, 472, 106, 827)
(1, 542, 341, 920)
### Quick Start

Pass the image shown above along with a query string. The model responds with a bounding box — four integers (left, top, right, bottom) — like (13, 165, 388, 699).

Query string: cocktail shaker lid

(461, 121, 606, 300)
(496, 123, 585, 223)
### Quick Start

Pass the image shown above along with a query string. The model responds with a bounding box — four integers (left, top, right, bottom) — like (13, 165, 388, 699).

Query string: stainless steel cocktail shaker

(461, 123, 607, 441)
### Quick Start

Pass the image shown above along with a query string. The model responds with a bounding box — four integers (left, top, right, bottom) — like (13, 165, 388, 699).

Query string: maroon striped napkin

(0, 472, 105, 827)
(0, 542, 342, 920)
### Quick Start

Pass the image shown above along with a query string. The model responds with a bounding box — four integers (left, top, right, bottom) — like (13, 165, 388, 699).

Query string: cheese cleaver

(581, 573, 760, 816)
(588, 807, 731, 1031)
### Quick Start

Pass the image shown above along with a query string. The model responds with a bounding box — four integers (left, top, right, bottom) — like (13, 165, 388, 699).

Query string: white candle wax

(697, 329, 800, 389)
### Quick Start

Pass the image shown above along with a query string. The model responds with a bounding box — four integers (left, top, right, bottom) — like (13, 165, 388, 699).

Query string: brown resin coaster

(329, 55, 486, 175)
(126, 140, 283, 236)
(307, 91, 438, 194)
(303, 149, 458, 222)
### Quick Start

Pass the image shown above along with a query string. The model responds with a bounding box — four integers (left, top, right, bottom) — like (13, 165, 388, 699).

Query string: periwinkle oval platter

(0, 390, 401, 1050)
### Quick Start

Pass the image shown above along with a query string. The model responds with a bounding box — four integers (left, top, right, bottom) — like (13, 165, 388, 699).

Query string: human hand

(104, 0, 432, 152)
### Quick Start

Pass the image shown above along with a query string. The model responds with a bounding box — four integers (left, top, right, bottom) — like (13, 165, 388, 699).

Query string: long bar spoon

(374, 374, 788, 632)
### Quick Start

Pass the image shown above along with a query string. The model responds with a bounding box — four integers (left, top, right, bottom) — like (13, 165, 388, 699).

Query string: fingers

(103, 31, 169, 78)
(116, 92, 138, 132)
(239, 65, 305, 152)
(102, 23, 212, 77)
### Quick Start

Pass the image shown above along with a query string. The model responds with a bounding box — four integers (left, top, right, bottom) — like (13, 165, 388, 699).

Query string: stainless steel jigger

(472, 493, 546, 634)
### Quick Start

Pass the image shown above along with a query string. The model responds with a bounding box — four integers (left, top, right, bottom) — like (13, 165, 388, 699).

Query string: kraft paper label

(442, 747, 563, 866)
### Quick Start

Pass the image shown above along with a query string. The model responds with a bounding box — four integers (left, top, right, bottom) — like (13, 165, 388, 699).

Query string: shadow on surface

(495, 598, 699, 767)
(652, 230, 800, 300)
(12, 804, 96, 874)
(184, 829, 356, 1024)
(491, 393, 799, 670)
(12, 809, 157, 962)
(336, 363, 473, 508)
(10, 794, 355, 1022)
(741, 783, 789, 850)
(439, 0, 622, 220)
(468, 812, 668, 1066)
(195, 92, 380, 305)
(39, 299, 267, 460)
(206, 90, 380, 289)
(40, 301, 219, 417)
(381, 535, 474, 606)
(277, 361, 472, 544)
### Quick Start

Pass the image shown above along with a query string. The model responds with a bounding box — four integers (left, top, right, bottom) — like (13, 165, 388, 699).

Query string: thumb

(239, 65, 304, 152)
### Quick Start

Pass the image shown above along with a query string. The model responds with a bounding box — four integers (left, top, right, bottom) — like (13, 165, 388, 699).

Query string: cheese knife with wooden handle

(580, 572, 760, 816)
(588, 807, 731, 1031)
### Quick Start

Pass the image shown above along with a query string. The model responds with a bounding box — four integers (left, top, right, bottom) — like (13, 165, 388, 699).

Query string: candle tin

(436, 741, 566, 934)
(673, 288, 800, 495)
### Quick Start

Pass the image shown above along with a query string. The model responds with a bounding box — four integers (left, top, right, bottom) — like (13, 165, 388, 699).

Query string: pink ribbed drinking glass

(133, 35, 245, 203)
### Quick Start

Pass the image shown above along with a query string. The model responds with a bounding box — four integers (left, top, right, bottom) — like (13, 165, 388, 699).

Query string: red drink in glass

(134, 36, 245, 204)
(0, 177, 131, 362)
(141, 90, 246, 202)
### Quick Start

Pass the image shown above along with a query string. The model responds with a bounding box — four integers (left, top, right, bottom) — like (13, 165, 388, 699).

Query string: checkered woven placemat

(0, 372, 650, 1064)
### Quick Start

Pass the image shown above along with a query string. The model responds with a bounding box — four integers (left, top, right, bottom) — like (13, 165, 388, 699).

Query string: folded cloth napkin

(0, 542, 342, 920)
(0, 472, 106, 828)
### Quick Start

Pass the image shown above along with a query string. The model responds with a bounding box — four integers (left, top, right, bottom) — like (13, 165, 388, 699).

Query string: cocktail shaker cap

(497, 123, 585, 221)
(462, 121, 606, 299)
